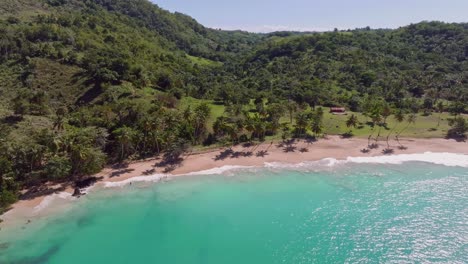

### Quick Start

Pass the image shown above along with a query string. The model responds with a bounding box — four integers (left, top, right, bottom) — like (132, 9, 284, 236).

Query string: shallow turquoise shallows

(1, 162, 467, 264)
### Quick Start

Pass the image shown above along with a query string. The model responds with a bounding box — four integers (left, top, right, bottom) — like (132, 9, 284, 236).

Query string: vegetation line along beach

(0, 0, 468, 222)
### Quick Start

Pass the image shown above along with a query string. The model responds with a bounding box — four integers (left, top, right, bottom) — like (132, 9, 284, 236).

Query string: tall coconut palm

(311, 108, 324, 137)
(436, 101, 444, 127)
(395, 113, 416, 146)
(368, 111, 382, 146)
(376, 105, 391, 143)
(287, 100, 298, 124)
(346, 114, 359, 134)
(386, 110, 403, 149)
(295, 112, 309, 137)
(193, 103, 211, 143)
(113, 126, 136, 161)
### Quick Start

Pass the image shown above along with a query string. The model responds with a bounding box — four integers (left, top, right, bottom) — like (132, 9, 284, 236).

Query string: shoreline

(1, 136, 467, 227)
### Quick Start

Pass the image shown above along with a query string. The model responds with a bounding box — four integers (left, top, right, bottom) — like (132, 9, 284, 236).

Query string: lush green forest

(0, 0, 467, 212)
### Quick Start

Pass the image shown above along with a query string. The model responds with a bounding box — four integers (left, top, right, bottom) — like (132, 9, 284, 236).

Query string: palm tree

(368, 111, 382, 146)
(213, 116, 228, 137)
(346, 114, 359, 134)
(436, 101, 444, 127)
(295, 112, 309, 137)
(287, 100, 298, 124)
(113, 126, 136, 161)
(386, 110, 403, 149)
(53, 107, 67, 131)
(395, 113, 416, 146)
(311, 118, 323, 137)
(311, 108, 324, 137)
(193, 103, 211, 143)
(376, 105, 390, 143)
(252, 114, 266, 140)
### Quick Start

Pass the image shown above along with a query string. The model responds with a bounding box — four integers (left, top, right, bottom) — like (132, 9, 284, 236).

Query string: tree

(113, 126, 137, 160)
(44, 156, 72, 180)
(311, 107, 324, 137)
(395, 113, 416, 145)
(447, 117, 468, 139)
(345, 114, 359, 135)
(192, 103, 211, 143)
(287, 100, 298, 124)
(436, 101, 444, 127)
(368, 109, 382, 146)
(376, 104, 391, 143)
(0, 156, 13, 189)
(53, 107, 67, 131)
(294, 111, 309, 137)
(70, 145, 106, 176)
(388, 110, 404, 148)
(448, 101, 466, 116)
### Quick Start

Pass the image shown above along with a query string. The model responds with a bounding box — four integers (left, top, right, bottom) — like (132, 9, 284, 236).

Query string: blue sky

(152, 0, 468, 32)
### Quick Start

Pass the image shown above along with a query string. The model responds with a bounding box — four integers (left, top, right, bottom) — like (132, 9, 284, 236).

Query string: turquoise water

(1, 162, 467, 263)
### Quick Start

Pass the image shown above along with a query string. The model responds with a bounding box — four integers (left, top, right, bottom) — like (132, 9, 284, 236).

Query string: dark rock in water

(72, 188, 82, 197)
(75, 176, 102, 189)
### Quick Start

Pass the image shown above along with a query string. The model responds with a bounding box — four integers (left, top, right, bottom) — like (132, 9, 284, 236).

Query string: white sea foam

(33, 192, 74, 213)
(103, 153, 467, 188)
(265, 158, 345, 169)
(182, 165, 257, 176)
(265, 152, 468, 169)
(102, 174, 167, 188)
(18, 152, 468, 215)
(102, 166, 256, 188)
(345, 152, 468, 168)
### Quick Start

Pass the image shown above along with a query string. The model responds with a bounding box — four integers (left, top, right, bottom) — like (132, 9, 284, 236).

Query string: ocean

(1, 153, 467, 264)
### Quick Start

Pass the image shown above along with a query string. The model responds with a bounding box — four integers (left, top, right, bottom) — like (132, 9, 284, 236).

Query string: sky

(152, 0, 468, 33)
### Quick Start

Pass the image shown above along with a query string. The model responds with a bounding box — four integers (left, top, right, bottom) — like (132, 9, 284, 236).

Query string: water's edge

(2, 152, 468, 229)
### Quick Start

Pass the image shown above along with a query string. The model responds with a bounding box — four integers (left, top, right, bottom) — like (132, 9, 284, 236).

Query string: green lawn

(178, 97, 225, 128)
(180, 97, 459, 139)
(322, 110, 455, 138)
(186, 55, 223, 67)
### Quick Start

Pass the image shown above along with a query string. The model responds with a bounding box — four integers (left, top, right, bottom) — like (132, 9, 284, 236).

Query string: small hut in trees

(330, 107, 346, 115)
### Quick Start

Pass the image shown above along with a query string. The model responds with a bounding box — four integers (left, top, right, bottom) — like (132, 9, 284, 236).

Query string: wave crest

(345, 152, 468, 167)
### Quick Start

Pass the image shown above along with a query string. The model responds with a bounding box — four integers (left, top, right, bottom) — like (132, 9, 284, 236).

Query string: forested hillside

(234, 23, 468, 107)
(0, 0, 467, 212)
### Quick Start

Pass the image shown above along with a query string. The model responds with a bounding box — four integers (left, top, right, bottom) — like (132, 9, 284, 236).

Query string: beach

(1, 136, 467, 226)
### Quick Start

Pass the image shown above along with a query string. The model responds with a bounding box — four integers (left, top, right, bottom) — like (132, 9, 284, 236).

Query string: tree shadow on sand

(299, 147, 309, 153)
(155, 157, 184, 173)
(214, 148, 234, 161)
(256, 150, 269, 157)
(110, 168, 135, 178)
(143, 169, 156, 175)
(382, 148, 394, 155)
(214, 148, 255, 161)
(368, 143, 379, 149)
(283, 145, 297, 153)
(361, 148, 370, 153)
(19, 184, 68, 202)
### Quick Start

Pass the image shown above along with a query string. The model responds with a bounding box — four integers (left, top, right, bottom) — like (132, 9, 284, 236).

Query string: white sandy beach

(1, 136, 467, 227)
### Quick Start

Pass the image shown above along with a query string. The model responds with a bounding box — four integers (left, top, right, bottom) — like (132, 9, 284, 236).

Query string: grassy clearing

(178, 97, 225, 128)
(186, 55, 223, 67)
(322, 110, 456, 138)
(180, 97, 458, 139)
